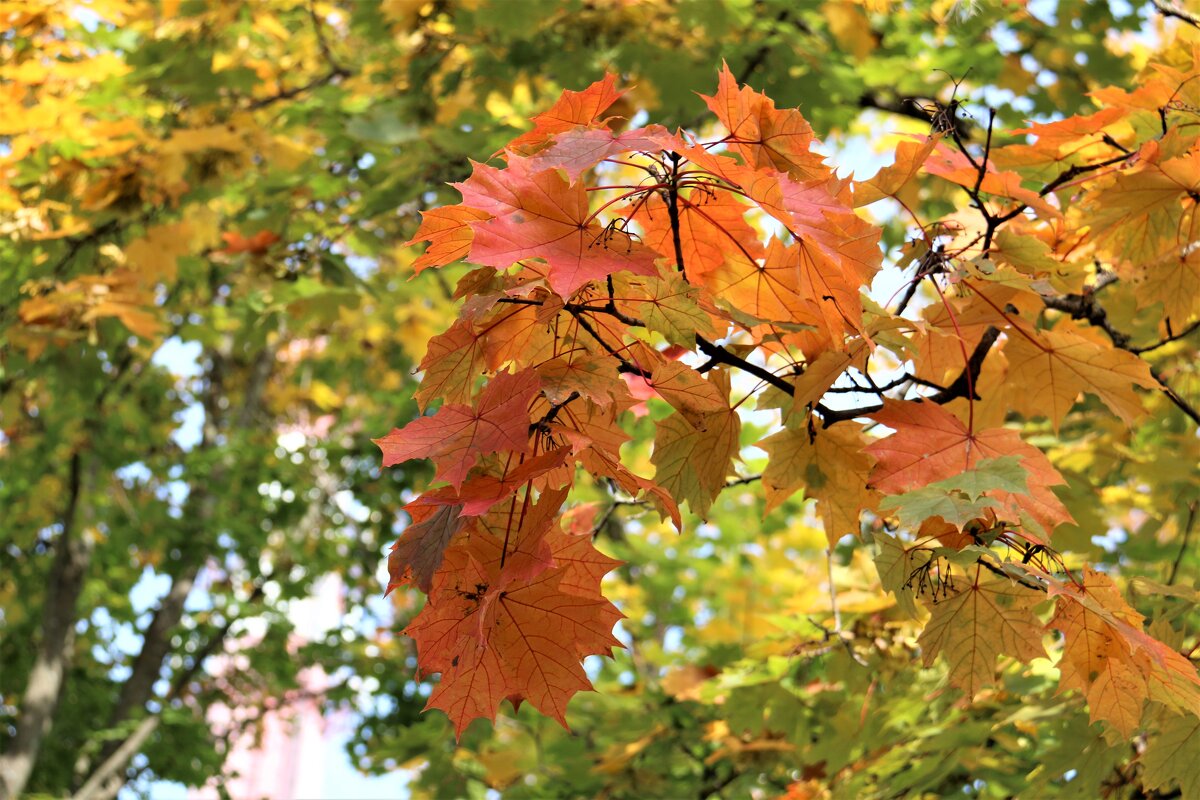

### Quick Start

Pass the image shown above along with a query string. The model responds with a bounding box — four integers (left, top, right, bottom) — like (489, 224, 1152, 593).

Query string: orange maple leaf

(220, 229, 279, 254)
(1003, 323, 1160, 430)
(406, 206, 490, 275)
(406, 494, 623, 737)
(635, 186, 764, 280)
(507, 73, 626, 153)
(706, 235, 865, 341)
(1045, 568, 1200, 735)
(700, 62, 829, 180)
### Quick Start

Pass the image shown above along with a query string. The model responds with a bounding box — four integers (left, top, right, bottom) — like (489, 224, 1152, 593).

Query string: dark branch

(927, 327, 1000, 403)
(0, 453, 91, 800)
(1041, 288, 1200, 425)
(858, 92, 974, 139)
(246, 66, 349, 110)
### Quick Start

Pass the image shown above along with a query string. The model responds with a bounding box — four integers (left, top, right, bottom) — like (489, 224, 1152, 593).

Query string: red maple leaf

(865, 400, 1074, 538)
(455, 158, 659, 298)
(524, 125, 682, 181)
(373, 368, 540, 489)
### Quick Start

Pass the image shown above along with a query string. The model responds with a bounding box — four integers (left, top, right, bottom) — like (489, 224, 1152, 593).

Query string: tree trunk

(0, 454, 91, 800)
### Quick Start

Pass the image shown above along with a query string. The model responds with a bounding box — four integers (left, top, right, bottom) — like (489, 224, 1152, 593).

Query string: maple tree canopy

(382, 48, 1200, 795)
(5, 2, 1200, 799)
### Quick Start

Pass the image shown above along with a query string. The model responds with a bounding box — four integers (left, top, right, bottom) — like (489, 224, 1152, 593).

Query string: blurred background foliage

(1, 1, 1195, 798)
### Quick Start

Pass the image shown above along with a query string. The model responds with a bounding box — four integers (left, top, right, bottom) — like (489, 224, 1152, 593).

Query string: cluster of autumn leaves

(378, 55, 1200, 758)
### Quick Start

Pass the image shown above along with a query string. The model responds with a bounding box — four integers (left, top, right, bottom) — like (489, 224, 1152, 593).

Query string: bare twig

(1130, 318, 1200, 354)
(1167, 501, 1198, 585)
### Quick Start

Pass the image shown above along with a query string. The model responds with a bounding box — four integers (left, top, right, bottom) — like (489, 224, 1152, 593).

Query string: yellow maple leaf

(761, 421, 880, 545)
(918, 568, 1047, 699)
(124, 222, 193, 282)
(1003, 323, 1160, 430)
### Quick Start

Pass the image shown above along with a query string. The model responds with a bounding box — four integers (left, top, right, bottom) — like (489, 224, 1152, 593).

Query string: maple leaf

(405, 447, 572, 518)
(462, 486, 565, 586)
(1140, 713, 1200, 800)
(537, 352, 630, 410)
(611, 264, 718, 345)
(507, 74, 626, 152)
(879, 457, 1030, 530)
(871, 532, 925, 618)
(1002, 323, 1160, 430)
(995, 107, 1128, 176)
(1083, 141, 1200, 267)
(124, 222, 192, 281)
(531, 394, 681, 529)
(524, 125, 680, 181)
(761, 421, 880, 545)
(647, 358, 730, 430)
(374, 368, 540, 489)
(18, 270, 162, 343)
(918, 568, 1047, 699)
(700, 62, 828, 180)
(414, 318, 485, 411)
(406, 503, 624, 737)
(220, 229, 279, 254)
(650, 370, 740, 518)
(470, 486, 623, 595)
(865, 400, 1073, 539)
(678, 142, 881, 289)
(635, 184, 765, 280)
(706, 235, 866, 341)
(923, 142, 1059, 218)
(1134, 249, 1200, 324)
(478, 296, 559, 370)
(455, 159, 658, 298)
(788, 347, 863, 418)
(406, 206, 491, 275)
(547, 511, 625, 597)
(1044, 567, 1200, 735)
(387, 503, 467, 594)
(914, 283, 1035, 385)
(853, 135, 940, 207)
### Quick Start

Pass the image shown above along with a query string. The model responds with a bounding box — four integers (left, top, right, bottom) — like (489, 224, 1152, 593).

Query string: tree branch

(1041, 288, 1200, 425)
(858, 92, 974, 139)
(76, 343, 277, 789)
(1152, 0, 1200, 28)
(1129, 318, 1200, 354)
(927, 327, 999, 403)
(72, 582, 270, 800)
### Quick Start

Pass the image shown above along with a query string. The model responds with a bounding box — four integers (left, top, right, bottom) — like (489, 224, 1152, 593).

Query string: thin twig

(1129, 319, 1200, 354)
(1167, 501, 1198, 585)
